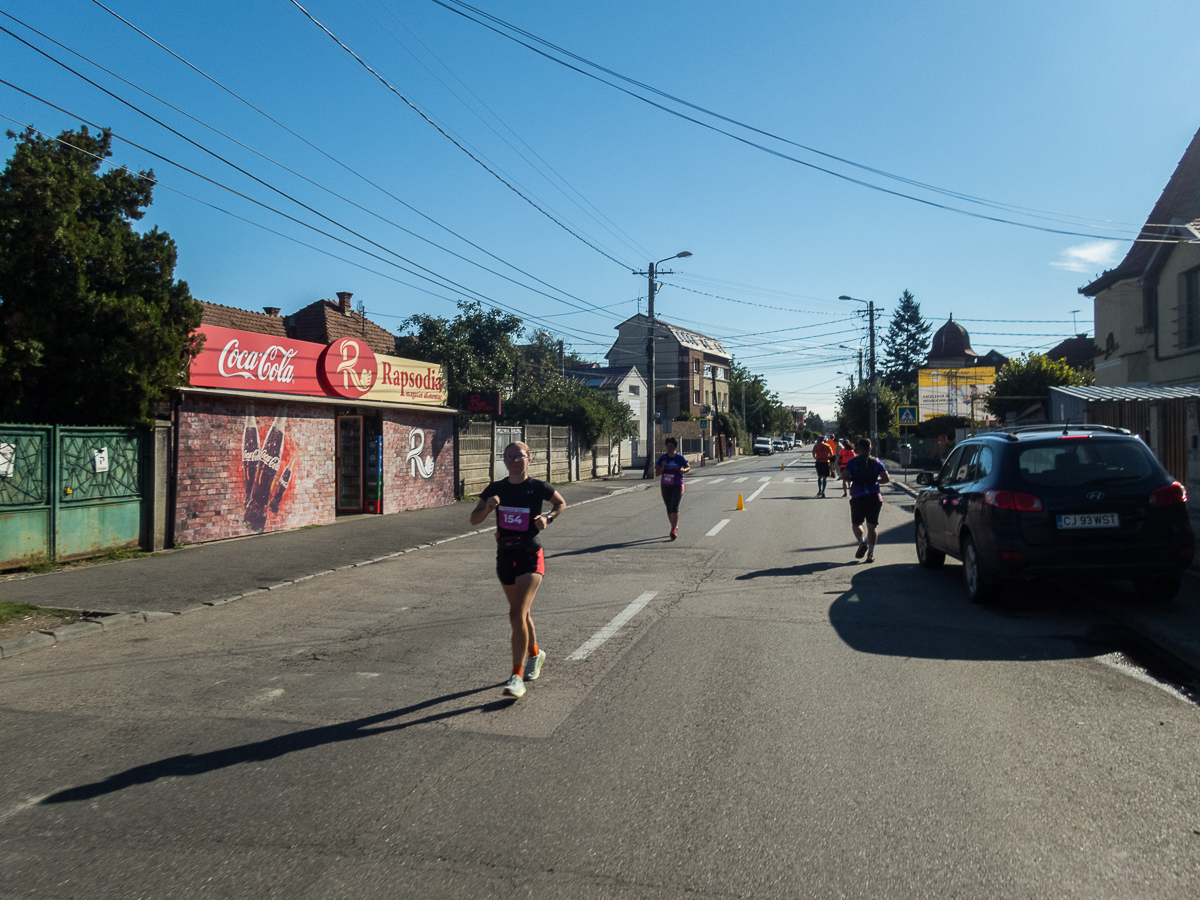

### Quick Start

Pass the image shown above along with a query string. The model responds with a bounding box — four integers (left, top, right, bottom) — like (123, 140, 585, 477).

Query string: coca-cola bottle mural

(241, 412, 293, 532)
(241, 415, 260, 507)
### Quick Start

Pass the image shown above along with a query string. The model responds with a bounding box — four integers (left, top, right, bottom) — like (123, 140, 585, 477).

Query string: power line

(285, 0, 631, 268)
(428, 0, 1149, 241)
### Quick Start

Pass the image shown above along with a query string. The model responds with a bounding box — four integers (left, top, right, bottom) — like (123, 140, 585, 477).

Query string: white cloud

(1051, 240, 1122, 273)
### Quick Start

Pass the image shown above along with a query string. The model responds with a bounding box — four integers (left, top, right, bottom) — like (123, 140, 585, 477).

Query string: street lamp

(839, 296, 877, 451)
(638, 252, 692, 478)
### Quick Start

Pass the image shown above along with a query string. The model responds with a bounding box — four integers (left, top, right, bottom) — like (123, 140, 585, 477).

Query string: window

(693, 390, 701, 405)
(1143, 285, 1157, 330)
(1185, 268, 1200, 348)
(693, 359, 700, 373)
(1017, 441, 1155, 487)
(628, 385, 639, 396)
(937, 446, 966, 485)
(968, 446, 994, 481)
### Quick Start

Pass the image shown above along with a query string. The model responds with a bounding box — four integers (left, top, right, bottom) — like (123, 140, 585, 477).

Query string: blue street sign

(898, 406, 918, 426)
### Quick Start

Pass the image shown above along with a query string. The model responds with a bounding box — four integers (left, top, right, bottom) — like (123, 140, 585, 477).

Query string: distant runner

(837, 439, 856, 497)
(470, 441, 566, 699)
(840, 437, 891, 563)
(655, 436, 691, 541)
(811, 438, 833, 498)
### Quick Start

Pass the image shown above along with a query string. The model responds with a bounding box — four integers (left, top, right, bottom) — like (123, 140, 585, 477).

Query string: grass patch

(25, 561, 64, 574)
(300, 524, 323, 530)
(0, 602, 77, 624)
(102, 549, 150, 562)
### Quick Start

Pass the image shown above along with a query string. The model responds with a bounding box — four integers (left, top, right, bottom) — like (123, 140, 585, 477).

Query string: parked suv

(753, 437, 774, 455)
(913, 425, 1193, 602)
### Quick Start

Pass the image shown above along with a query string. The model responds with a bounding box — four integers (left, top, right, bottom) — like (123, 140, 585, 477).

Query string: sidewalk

(0, 476, 652, 619)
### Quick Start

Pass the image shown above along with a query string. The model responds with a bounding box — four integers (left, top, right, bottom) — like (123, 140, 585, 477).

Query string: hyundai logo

(1086, 491, 1105, 501)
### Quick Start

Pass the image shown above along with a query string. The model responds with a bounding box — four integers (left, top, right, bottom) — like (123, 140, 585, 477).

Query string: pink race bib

(661, 472, 680, 486)
(498, 505, 530, 530)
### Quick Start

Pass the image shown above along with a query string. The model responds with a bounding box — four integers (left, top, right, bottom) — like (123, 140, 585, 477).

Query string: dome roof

(929, 315, 977, 360)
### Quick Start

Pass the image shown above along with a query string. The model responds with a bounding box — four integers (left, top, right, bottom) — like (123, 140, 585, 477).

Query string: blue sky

(3, 0, 1199, 418)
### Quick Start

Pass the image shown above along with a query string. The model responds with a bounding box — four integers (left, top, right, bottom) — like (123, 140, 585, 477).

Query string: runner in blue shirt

(839, 437, 890, 563)
(654, 436, 691, 541)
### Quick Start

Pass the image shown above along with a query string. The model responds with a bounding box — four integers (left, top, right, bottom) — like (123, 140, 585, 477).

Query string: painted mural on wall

(241, 410, 294, 532)
(406, 427, 435, 478)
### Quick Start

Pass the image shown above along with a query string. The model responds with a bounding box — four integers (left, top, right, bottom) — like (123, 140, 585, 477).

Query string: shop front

(174, 325, 454, 544)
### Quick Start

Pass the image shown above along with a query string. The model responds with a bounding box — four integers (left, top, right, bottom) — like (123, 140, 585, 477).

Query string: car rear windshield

(1015, 439, 1157, 487)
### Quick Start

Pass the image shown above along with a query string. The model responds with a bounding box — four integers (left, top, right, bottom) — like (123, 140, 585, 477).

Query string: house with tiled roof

(197, 291, 397, 355)
(604, 314, 731, 423)
(565, 364, 647, 465)
(1081, 126, 1200, 387)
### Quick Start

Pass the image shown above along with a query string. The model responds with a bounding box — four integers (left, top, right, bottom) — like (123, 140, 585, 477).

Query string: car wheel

(962, 535, 999, 603)
(1133, 574, 1182, 603)
(914, 516, 945, 569)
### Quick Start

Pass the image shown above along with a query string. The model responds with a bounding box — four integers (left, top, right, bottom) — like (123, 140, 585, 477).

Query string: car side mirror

(916, 471, 934, 486)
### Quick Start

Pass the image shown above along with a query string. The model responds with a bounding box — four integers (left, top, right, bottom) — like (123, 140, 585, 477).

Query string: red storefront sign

(191, 326, 325, 396)
(190, 325, 446, 405)
(319, 338, 379, 399)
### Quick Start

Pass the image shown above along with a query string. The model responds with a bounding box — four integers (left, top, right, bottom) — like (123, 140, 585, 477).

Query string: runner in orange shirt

(811, 438, 833, 498)
(837, 439, 856, 496)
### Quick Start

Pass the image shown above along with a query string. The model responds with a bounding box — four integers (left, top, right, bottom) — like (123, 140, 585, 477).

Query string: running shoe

(524, 649, 546, 681)
(670, 528, 678, 541)
(865, 553, 875, 563)
(503, 674, 526, 698)
(855, 542, 868, 559)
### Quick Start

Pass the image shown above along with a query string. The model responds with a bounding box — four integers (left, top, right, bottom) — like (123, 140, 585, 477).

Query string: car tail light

(1148, 481, 1187, 506)
(1001, 551, 1025, 562)
(984, 489, 1043, 511)
(1058, 434, 1091, 440)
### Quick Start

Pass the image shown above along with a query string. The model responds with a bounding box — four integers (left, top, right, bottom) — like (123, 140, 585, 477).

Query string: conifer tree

(880, 290, 932, 389)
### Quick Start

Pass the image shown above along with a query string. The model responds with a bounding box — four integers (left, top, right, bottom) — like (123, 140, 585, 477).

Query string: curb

(0, 485, 651, 663)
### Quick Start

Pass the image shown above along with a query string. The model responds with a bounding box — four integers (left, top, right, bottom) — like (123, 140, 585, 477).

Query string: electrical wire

(285, 0, 630, 268)
(80, 1, 620, 318)
(427, 0, 1155, 242)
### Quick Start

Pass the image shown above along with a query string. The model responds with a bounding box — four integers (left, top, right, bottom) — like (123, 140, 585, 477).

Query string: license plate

(1057, 513, 1119, 529)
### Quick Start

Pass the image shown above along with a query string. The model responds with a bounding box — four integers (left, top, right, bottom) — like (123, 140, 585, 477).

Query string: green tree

(400, 300, 523, 409)
(728, 358, 779, 441)
(804, 411, 825, 439)
(835, 381, 899, 438)
(880, 289, 932, 389)
(983, 353, 1094, 420)
(0, 126, 203, 425)
(507, 368, 637, 446)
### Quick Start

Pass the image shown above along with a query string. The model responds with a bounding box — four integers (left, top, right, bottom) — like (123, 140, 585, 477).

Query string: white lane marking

(707, 477, 726, 484)
(733, 477, 749, 483)
(567, 591, 659, 660)
(757, 476, 771, 483)
(784, 477, 796, 483)
(744, 481, 770, 503)
(706, 518, 730, 537)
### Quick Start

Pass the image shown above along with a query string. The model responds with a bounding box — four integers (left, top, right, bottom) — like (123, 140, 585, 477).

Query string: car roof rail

(1001, 423, 1131, 440)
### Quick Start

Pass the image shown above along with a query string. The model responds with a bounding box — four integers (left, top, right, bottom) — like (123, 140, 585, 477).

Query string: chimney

(337, 291, 353, 316)
(263, 306, 281, 316)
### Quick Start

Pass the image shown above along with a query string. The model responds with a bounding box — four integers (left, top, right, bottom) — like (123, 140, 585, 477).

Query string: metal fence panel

(0, 425, 52, 569)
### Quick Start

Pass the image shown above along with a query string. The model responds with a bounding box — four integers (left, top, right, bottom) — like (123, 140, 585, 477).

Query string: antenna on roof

(356, 298, 366, 336)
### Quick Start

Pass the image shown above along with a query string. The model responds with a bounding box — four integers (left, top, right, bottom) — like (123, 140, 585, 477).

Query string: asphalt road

(2, 454, 1198, 898)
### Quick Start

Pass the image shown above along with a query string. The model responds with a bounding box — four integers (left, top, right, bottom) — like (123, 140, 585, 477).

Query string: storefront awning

(179, 386, 458, 415)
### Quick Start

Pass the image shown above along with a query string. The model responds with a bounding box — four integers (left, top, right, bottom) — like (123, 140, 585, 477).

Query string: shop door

(363, 417, 383, 514)
(336, 415, 364, 513)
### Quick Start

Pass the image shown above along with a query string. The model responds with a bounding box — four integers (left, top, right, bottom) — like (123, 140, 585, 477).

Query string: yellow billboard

(918, 367, 995, 423)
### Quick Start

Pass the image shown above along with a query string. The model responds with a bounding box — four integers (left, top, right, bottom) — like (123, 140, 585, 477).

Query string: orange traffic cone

(736, 493, 745, 510)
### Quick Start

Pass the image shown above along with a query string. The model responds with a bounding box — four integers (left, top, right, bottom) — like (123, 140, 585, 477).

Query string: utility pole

(636, 252, 692, 479)
(869, 300, 878, 452)
(644, 263, 657, 479)
(857, 348, 863, 385)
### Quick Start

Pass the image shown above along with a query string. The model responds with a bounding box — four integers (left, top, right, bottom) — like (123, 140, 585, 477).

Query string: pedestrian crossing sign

(899, 406, 917, 426)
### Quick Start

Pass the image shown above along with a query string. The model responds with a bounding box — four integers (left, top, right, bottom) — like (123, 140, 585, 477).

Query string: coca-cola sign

(191, 326, 324, 396)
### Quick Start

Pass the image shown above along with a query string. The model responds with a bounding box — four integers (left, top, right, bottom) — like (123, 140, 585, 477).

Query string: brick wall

(382, 409, 456, 512)
(174, 395, 455, 544)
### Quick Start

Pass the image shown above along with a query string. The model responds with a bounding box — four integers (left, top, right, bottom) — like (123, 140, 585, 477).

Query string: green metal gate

(0, 425, 145, 570)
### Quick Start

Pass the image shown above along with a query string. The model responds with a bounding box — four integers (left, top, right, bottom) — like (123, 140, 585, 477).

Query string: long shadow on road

(829, 562, 1123, 663)
(40, 683, 511, 806)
